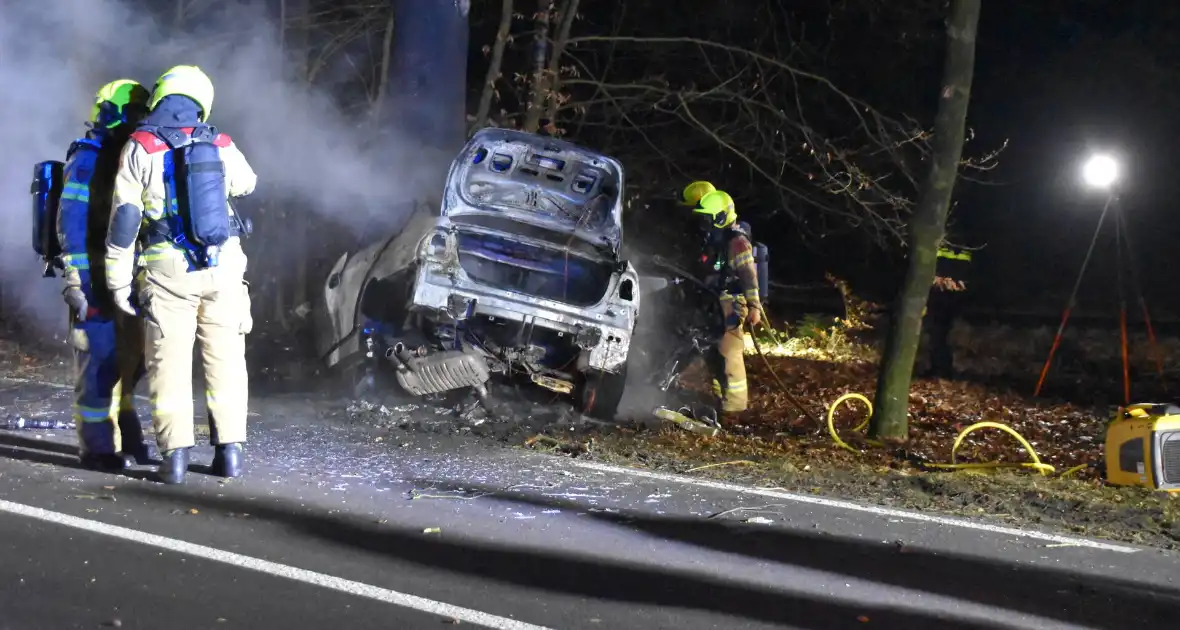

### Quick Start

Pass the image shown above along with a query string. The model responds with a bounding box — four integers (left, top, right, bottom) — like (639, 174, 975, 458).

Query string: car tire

(577, 366, 627, 421)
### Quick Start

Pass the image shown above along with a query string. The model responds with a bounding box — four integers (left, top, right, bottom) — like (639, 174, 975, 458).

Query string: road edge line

(0, 498, 553, 630)
(566, 460, 1139, 553)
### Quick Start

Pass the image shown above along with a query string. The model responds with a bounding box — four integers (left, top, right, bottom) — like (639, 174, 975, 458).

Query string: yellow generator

(1105, 403, 1180, 491)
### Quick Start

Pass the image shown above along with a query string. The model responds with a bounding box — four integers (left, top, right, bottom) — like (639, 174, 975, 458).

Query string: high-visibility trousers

(136, 241, 253, 452)
(710, 294, 749, 413)
(70, 310, 145, 455)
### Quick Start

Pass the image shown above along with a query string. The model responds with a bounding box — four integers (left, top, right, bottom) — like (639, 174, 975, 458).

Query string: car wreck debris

(316, 128, 641, 419)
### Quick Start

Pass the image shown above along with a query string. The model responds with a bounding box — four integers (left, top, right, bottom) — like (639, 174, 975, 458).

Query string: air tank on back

(31, 160, 65, 277)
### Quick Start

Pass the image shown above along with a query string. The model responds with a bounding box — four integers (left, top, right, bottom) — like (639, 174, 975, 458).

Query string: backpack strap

(130, 127, 170, 155)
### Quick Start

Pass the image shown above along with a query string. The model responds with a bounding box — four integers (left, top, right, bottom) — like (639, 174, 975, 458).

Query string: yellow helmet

(149, 65, 215, 121)
(680, 180, 716, 206)
(694, 190, 737, 229)
(90, 79, 150, 129)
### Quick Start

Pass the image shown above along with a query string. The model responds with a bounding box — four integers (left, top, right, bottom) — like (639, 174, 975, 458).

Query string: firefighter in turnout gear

(57, 79, 152, 472)
(106, 65, 257, 484)
(925, 243, 972, 378)
(694, 190, 762, 414)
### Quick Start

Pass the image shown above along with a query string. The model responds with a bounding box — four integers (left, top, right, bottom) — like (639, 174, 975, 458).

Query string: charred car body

(316, 129, 642, 418)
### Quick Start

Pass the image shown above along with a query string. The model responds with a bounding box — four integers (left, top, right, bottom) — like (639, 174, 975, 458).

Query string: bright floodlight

(1082, 154, 1119, 189)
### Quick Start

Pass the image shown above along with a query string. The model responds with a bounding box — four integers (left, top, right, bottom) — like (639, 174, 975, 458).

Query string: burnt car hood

(442, 128, 625, 256)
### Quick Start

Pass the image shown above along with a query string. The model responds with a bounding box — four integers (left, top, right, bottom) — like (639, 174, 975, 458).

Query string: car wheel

(577, 366, 627, 421)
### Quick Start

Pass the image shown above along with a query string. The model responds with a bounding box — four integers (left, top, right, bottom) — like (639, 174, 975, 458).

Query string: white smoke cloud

(0, 0, 453, 334)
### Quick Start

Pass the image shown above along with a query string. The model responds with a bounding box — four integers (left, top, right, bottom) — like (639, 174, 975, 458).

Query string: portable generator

(1104, 403, 1180, 492)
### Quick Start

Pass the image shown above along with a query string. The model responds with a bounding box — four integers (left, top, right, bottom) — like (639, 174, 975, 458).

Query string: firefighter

(693, 190, 762, 415)
(925, 243, 972, 378)
(57, 79, 152, 472)
(106, 65, 257, 484)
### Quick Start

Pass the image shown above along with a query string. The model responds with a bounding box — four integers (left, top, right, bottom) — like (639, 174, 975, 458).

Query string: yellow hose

(825, 394, 1090, 478)
(924, 421, 1054, 476)
(826, 392, 874, 454)
(745, 310, 1085, 479)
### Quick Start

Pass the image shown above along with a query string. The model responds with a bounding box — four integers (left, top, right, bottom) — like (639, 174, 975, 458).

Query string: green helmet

(90, 79, 150, 129)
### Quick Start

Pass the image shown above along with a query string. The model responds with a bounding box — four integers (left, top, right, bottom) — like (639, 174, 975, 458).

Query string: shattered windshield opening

(459, 143, 620, 234)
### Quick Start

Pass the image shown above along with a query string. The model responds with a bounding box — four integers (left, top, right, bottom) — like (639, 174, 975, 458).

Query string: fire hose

(823, 392, 1089, 478)
(745, 313, 1087, 479)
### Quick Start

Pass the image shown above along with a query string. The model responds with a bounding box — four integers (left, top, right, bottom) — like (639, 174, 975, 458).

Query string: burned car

(315, 128, 643, 419)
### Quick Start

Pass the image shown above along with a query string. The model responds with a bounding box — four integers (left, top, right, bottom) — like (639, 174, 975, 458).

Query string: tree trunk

(289, 0, 313, 313)
(543, 0, 579, 127)
(522, 0, 552, 133)
(269, 0, 315, 325)
(388, 0, 470, 153)
(869, 0, 981, 442)
(370, 9, 396, 126)
(472, 0, 514, 132)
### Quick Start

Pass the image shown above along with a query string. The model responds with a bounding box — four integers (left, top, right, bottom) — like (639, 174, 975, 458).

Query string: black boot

(157, 448, 190, 485)
(79, 423, 123, 472)
(211, 443, 244, 478)
(117, 411, 152, 466)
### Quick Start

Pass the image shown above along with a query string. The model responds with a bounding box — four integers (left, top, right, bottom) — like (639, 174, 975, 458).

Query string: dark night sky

(956, 0, 1180, 317)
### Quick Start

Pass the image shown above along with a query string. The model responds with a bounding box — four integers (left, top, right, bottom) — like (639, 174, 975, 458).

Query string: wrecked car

(315, 128, 647, 419)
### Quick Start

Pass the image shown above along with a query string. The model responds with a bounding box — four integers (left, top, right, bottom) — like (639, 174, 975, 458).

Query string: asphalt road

(2, 376, 1180, 630)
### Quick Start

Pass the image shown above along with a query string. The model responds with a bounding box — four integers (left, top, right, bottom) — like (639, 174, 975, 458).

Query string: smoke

(0, 0, 452, 335)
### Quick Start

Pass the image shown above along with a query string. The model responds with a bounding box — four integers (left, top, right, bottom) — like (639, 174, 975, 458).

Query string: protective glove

(62, 286, 88, 321)
(746, 305, 762, 328)
(112, 286, 137, 317)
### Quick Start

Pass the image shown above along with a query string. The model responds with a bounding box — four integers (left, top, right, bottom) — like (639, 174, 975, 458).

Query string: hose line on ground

(825, 394, 1089, 478)
(748, 325, 818, 426)
(738, 309, 1087, 479)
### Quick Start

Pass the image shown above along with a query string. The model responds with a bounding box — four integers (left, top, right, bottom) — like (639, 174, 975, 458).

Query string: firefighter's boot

(157, 447, 190, 485)
(79, 423, 125, 472)
(118, 410, 152, 466)
(211, 443, 244, 478)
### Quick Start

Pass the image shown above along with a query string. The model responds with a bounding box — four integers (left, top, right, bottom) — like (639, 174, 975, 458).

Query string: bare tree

(472, 0, 515, 132)
(369, 7, 395, 123)
(542, 0, 579, 126)
(522, 0, 552, 132)
(541, 0, 1001, 244)
(869, 0, 982, 442)
(557, 34, 937, 243)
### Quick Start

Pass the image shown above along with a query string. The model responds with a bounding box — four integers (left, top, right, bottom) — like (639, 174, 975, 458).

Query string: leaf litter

(527, 351, 1180, 550)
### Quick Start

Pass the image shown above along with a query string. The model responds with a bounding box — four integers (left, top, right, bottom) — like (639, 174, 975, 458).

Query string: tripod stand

(1033, 194, 1165, 403)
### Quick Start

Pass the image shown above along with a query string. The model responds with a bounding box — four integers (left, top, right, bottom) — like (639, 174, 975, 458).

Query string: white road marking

(567, 460, 1139, 553)
(0, 498, 553, 630)
(1, 373, 1135, 554)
